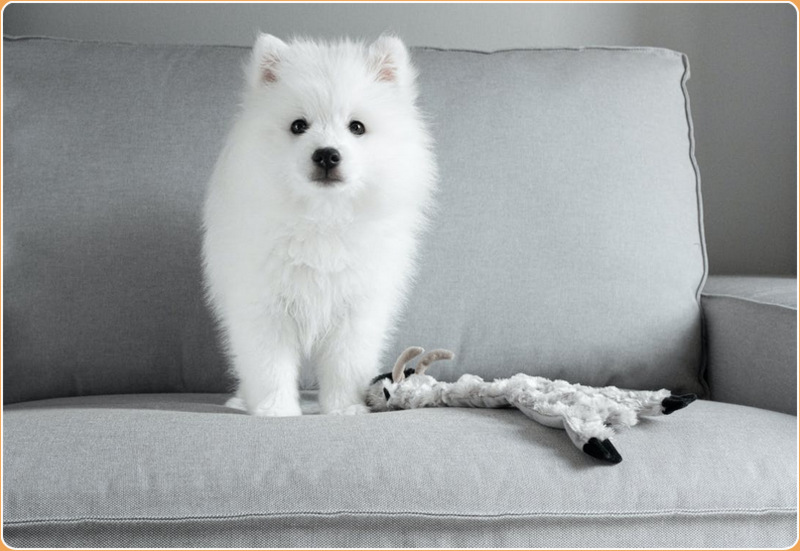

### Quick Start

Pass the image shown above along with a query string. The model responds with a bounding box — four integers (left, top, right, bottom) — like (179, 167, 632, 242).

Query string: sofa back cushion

(3, 37, 706, 403)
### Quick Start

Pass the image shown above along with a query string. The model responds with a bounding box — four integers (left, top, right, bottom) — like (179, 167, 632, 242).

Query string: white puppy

(202, 34, 436, 416)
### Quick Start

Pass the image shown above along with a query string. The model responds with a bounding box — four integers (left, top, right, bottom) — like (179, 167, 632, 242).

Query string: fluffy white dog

(202, 34, 436, 416)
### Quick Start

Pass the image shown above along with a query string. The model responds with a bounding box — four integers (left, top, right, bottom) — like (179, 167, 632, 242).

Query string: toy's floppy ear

(249, 33, 288, 88)
(415, 350, 455, 375)
(368, 34, 413, 85)
(392, 347, 424, 383)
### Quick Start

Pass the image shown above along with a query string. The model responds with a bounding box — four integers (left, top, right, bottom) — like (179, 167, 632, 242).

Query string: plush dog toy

(366, 347, 696, 463)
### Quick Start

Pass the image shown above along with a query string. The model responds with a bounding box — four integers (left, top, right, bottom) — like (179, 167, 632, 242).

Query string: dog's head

(241, 34, 431, 204)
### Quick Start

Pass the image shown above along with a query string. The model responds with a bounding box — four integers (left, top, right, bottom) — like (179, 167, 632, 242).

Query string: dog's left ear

(368, 35, 415, 87)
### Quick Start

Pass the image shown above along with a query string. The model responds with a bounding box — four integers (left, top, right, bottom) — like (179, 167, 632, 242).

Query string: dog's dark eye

(290, 119, 309, 135)
(349, 120, 366, 136)
(383, 388, 391, 400)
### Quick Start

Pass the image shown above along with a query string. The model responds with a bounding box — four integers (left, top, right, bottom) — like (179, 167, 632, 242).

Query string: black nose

(312, 147, 341, 170)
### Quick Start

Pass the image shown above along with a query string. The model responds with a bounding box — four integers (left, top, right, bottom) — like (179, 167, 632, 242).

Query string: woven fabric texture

(3, 394, 796, 548)
(702, 276, 797, 414)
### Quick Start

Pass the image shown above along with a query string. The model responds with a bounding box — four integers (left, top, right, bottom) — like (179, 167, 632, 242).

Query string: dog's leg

(224, 393, 247, 411)
(225, 311, 302, 417)
(314, 304, 393, 415)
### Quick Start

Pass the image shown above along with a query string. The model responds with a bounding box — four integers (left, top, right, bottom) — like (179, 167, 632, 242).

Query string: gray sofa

(3, 36, 797, 548)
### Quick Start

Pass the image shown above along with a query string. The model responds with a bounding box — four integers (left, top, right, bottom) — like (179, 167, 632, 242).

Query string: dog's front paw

(225, 396, 247, 410)
(328, 404, 370, 416)
(251, 396, 302, 417)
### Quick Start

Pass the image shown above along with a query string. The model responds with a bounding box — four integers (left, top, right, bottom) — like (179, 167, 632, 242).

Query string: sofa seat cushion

(3, 394, 796, 548)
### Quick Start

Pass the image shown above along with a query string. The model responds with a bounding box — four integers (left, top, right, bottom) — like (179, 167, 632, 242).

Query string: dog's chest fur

(268, 215, 395, 350)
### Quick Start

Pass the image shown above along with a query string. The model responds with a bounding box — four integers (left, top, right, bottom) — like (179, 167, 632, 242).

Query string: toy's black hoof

(662, 394, 697, 415)
(583, 438, 623, 464)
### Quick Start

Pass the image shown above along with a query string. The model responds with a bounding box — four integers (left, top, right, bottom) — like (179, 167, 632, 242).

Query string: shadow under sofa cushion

(3, 394, 796, 548)
(4, 37, 706, 404)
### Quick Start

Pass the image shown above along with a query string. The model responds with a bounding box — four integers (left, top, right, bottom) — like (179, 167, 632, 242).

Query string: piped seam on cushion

(680, 52, 711, 401)
(3, 35, 685, 59)
(416, 45, 685, 57)
(1, 34, 249, 50)
(7, 507, 797, 525)
(701, 293, 798, 311)
(680, 53, 708, 305)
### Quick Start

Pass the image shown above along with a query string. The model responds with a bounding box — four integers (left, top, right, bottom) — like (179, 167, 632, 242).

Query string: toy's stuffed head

(365, 347, 454, 412)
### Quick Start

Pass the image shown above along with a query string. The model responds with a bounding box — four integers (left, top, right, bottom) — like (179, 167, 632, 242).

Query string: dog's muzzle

(311, 147, 343, 185)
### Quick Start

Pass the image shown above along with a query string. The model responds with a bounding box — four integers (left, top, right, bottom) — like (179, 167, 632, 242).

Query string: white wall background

(4, 2, 797, 275)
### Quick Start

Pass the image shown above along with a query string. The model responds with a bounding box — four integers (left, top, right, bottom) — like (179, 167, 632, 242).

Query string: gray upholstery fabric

(4, 36, 706, 403)
(703, 275, 797, 308)
(702, 276, 798, 415)
(3, 394, 796, 548)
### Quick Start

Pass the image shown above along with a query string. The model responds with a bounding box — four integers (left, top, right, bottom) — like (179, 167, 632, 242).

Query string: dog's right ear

(248, 33, 288, 88)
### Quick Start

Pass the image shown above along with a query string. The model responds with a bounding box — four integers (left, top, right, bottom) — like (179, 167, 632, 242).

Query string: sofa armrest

(701, 276, 797, 415)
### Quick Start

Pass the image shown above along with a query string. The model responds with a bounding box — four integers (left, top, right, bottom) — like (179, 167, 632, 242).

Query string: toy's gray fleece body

(391, 372, 672, 446)
(366, 348, 695, 463)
